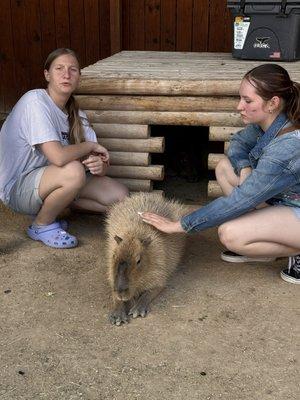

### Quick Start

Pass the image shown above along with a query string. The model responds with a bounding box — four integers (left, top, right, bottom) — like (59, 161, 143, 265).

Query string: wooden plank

(209, 0, 231, 52)
(129, 0, 145, 50)
(0, 0, 15, 111)
(121, 0, 130, 49)
(26, 0, 43, 89)
(209, 126, 242, 141)
(224, 2, 233, 52)
(78, 51, 300, 82)
(77, 78, 241, 96)
(110, 0, 122, 54)
(76, 94, 238, 111)
(192, 0, 209, 51)
(40, 0, 57, 62)
(84, 0, 100, 65)
(54, 0, 70, 48)
(86, 110, 243, 126)
(115, 178, 153, 192)
(98, 137, 165, 153)
(145, 0, 161, 50)
(92, 123, 150, 138)
(208, 153, 225, 170)
(107, 165, 164, 180)
(69, 0, 86, 66)
(176, 0, 193, 51)
(109, 152, 150, 166)
(11, 0, 29, 100)
(161, 0, 176, 51)
(99, 0, 111, 59)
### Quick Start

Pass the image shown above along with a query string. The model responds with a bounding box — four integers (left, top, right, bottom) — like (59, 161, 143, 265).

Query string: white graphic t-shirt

(0, 89, 97, 204)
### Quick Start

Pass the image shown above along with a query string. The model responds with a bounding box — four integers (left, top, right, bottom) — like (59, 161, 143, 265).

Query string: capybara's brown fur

(106, 192, 187, 325)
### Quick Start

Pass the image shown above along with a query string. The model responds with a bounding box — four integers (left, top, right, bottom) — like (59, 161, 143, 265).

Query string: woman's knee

(109, 180, 129, 203)
(62, 161, 86, 189)
(218, 222, 241, 250)
(215, 157, 231, 181)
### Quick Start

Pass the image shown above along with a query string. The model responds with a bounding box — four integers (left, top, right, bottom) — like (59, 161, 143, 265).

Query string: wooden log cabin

(76, 51, 300, 197)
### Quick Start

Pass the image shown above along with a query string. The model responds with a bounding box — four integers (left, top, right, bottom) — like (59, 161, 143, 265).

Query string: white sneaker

(221, 250, 276, 263)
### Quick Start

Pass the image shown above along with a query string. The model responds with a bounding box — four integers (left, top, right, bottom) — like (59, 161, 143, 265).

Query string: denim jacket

(181, 113, 300, 233)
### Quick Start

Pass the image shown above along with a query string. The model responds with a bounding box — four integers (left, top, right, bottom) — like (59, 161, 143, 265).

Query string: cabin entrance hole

(151, 125, 223, 205)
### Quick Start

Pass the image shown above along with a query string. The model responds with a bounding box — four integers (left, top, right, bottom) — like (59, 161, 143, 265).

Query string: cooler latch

(278, 0, 288, 17)
(239, 0, 246, 14)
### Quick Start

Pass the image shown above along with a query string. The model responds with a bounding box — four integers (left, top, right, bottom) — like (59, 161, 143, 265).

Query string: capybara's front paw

(109, 308, 129, 326)
(128, 303, 149, 319)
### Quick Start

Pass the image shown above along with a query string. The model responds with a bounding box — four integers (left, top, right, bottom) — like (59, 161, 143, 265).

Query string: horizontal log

(92, 123, 150, 138)
(208, 180, 223, 198)
(109, 152, 150, 166)
(107, 165, 164, 180)
(115, 178, 153, 192)
(99, 137, 164, 153)
(77, 78, 241, 96)
(151, 189, 164, 196)
(224, 142, 229, 153)
(86, 110, 242, 126)
(209, 126, 242, 141)
(208, 153, 226, 170)
(77, 95, 238, 111)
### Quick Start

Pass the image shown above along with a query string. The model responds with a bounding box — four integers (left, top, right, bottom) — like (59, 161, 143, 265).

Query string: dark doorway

(151, 125, 223, 205)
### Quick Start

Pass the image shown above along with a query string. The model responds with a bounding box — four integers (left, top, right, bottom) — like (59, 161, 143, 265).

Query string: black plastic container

(227, 0, 300, 61)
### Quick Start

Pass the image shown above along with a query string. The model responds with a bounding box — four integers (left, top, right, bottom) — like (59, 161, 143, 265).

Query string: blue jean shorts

(292, 207, 300, 219)
(8, 167, 47, 215)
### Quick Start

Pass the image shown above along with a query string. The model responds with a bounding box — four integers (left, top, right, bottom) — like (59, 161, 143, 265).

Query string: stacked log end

(89, 122, 164, 192)
(208, 126, 243, 197)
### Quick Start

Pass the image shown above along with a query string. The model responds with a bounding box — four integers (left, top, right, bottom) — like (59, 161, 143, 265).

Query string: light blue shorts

(292, 207, 300, 219)
(8, 167, 47, 215)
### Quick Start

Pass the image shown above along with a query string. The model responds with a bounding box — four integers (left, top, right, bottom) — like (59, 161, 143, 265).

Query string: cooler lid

(227, 0, 300, 14)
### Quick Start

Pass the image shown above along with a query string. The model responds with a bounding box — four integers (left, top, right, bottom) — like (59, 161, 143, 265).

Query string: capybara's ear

(114, 235, 123, 244)
(140, 236, 152, 246)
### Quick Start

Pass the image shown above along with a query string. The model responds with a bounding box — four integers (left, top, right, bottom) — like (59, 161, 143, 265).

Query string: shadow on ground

(0, 203, 298, 400)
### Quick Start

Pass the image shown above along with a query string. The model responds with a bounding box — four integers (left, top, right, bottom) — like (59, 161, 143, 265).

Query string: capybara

(106, 192, 187, 325)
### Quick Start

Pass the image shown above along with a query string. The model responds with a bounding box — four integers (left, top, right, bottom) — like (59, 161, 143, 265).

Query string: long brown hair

(244, 64, 300, 131)
(44, 48, 85, 144)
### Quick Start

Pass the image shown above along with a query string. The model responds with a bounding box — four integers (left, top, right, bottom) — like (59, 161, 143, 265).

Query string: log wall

(77, 51, 300, 197)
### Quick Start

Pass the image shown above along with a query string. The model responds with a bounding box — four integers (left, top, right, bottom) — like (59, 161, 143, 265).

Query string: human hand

(239, 167, 252, 185)
(92, 143, 110, 164)
(82, 154, 108, 176)
(138, 212, 185, 234)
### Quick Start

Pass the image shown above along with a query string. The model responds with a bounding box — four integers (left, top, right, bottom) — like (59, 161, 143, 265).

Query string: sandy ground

(0, 200, 299, 400)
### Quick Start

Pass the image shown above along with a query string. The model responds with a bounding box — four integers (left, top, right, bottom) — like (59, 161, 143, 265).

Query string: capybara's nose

(117, 280, 129, 293)
(116, 262, 129, 292)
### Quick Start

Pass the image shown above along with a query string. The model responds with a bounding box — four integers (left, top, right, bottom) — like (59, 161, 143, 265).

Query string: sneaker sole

(221, 254, 276, 263)
(280, 271, 300, 284)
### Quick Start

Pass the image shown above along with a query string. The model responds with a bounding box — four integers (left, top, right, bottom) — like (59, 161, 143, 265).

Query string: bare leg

(215, 156, 239, 196)
(35, 161, 86, 225)
(71, 175, 129, 213)
(218, 206, 300, 257)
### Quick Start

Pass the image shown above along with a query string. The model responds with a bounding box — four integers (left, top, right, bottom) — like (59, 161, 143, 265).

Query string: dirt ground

(0, 196, 299, 400)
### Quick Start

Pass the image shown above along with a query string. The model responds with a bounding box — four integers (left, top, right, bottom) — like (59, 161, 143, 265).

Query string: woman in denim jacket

(140, 64, 300, 284)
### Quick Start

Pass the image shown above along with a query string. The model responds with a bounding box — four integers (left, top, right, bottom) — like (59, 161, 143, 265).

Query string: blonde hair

(44, 48, 85, 144)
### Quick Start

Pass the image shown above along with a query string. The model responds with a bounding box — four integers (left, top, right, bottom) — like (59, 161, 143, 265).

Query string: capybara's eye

(136, 258, 141, 265)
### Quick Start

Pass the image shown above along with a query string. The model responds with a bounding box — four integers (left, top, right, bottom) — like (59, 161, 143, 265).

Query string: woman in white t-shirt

(0, 48, 128, 248)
